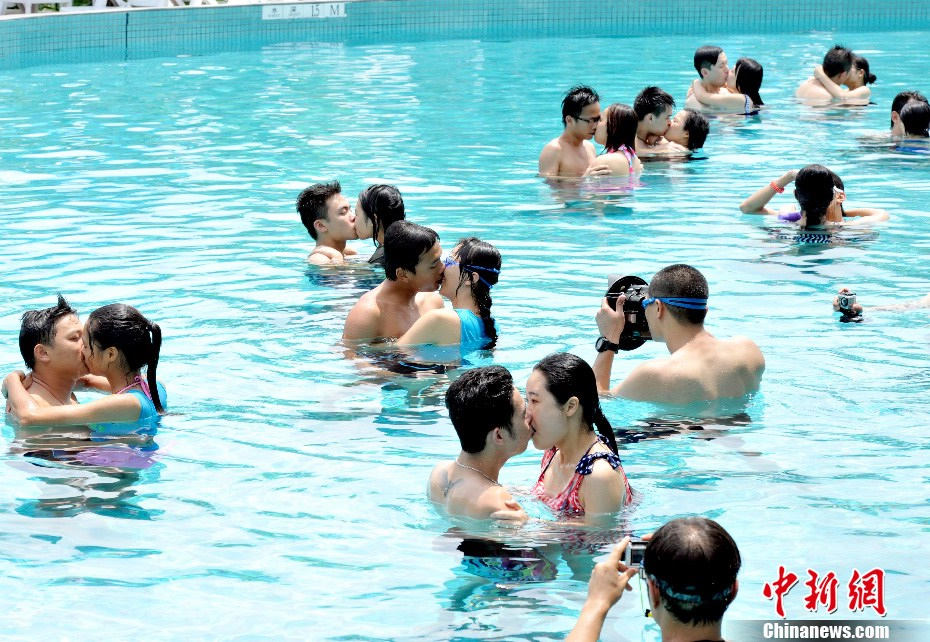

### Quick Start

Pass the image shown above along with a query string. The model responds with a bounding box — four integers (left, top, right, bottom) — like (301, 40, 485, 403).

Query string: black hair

(445, 366, 515, 454)
(648, 264, 709, 325)
(603, 103, 638, 152)
(85, 304, 164, 413)
(891, 90, 927, 116)
(827, 170, 847, 217)
(453, 237, 500, 349)
(296, 180, 341, 240)
(19, 295, 77, 370)
(357, 184, 406, 247)
(383, 220, 439, 281)
(633, 87, 675, 121)
(561, 85, 600, 127)
(681, 110, 710, 150)
(734, 58, 764, 106)
(794, 164, 836, 227)
(532, 353, 618, 455)
(853, 55, 876, 85)
(693, 46, 723, 76)
(900, 100, 930, 137)
(643, 517, 741, 626)
(822, 45, 854, 78)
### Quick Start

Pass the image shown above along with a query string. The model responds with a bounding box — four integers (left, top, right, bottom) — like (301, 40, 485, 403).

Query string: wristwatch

(595, 336, 620, 353)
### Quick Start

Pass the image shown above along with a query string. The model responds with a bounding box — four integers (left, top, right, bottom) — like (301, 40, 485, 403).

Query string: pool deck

(2, 0, 930, 71)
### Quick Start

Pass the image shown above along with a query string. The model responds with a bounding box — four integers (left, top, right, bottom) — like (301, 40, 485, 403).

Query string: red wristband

(769, 181, 785, 193)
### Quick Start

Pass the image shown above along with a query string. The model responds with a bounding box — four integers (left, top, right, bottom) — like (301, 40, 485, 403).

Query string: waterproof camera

(605, 275, 652, 350)
(838, 291, 863, 324)
(623, 538, 648, 568)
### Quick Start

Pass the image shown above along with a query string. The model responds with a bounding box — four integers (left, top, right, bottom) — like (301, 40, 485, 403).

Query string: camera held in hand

(605, 275, 652, 350)
(838, 291, 863, 323)
(623, 537, 648, 568)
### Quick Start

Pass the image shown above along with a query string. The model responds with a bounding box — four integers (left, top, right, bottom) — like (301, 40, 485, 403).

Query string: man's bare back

(626, 333, 764, 403)
(796, 78, 833, 100)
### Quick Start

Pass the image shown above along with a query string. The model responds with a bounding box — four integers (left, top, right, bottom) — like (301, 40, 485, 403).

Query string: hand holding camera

(585, 537, 639, 612)
(597, 296, 625, 343)
(833, 287, 864, 323)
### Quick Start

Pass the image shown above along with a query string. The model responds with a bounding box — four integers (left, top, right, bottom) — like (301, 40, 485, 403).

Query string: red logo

(764, 567, 885, 618)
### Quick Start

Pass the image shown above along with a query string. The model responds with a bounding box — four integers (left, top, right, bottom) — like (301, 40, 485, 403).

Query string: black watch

(595, 336, 620, 353)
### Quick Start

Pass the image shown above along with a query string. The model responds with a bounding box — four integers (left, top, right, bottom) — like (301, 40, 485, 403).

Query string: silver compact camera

(838, 292, 857, 312)
(623, 538, 648, 568)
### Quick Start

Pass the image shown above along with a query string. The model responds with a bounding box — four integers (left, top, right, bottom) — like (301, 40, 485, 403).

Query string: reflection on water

(6, 423, 161, 520)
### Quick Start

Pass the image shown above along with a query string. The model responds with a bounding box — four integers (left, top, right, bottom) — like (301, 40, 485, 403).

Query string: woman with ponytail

(353, 184, 406, 266)
(740, 164, 888, 228)
(4, 304, 166, 431)
(525, 353, 633, 517)
(397, 237, 500, 352)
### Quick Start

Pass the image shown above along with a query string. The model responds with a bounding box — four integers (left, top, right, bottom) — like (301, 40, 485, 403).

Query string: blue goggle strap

(643, 297, 708, 310)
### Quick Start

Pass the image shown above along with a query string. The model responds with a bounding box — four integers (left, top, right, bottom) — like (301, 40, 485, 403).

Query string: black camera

(838, 291, 863, 324)
(605, 275, 652, 350)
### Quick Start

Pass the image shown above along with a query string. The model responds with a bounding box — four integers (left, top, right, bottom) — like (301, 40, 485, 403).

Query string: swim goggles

(641, 297, 708, 310)
(644, 572, 734, 604)
(442, 256, 500, 289)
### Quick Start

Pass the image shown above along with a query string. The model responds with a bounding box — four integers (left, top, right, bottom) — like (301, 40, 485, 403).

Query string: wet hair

(561, 85, 600, 127)
(681, 110, 710, 150)
(891, 90, 927, 117)
(602, 104, 638, 152)
(643, 517, 741, 626)
(445, 366, 515, 454)
(822, 45, 854, 78)
(532, 353, 618, 455)
(357, 184, 406, 247)
(734, 58, 764, 106)
(853, 55, 876, 85)
(900, 100, 930, 137)
(383, 220, 439, 281)
(85, 304, 164, 413)
(19, 295, 77, 370)
(634, 87, 675, 121)
(453, 237, 500, 349)
(693, 46, 723, 77)
(794, 164, 836, 227)
(648, 264, 709, 325)
(296, 180, 342, 240)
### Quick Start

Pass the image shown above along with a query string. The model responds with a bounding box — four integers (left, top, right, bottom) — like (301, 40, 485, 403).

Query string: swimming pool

(1, 29, 928, 639)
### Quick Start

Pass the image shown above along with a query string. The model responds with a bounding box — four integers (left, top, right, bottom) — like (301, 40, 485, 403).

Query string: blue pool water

(1, 30, 929, 639)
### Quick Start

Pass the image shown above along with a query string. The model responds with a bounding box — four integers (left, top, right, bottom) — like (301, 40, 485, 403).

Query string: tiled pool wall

(2, 0, 930, 70)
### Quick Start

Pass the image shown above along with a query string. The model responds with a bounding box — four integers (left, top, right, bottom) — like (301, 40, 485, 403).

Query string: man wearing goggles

(593, 264, 765, 404)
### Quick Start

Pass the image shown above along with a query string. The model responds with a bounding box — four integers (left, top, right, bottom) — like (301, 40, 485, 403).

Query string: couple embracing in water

(3, 297, 166, 433)
(428, 355, 634, 524)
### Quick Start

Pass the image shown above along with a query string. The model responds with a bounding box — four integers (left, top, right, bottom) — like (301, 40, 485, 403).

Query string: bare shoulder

(420, 307, 459, 324)
(343, 288, 383, 340)
(727, 335, 765, 366)
(308, 246, 344, 265)
(415, 291, 444, 312)
(307, 251, 333, 265)
(587, 455, 624, 483)
(474, 484, 518, 516)
(615, 358, 672, 400)
(541, 136, 563, 152)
